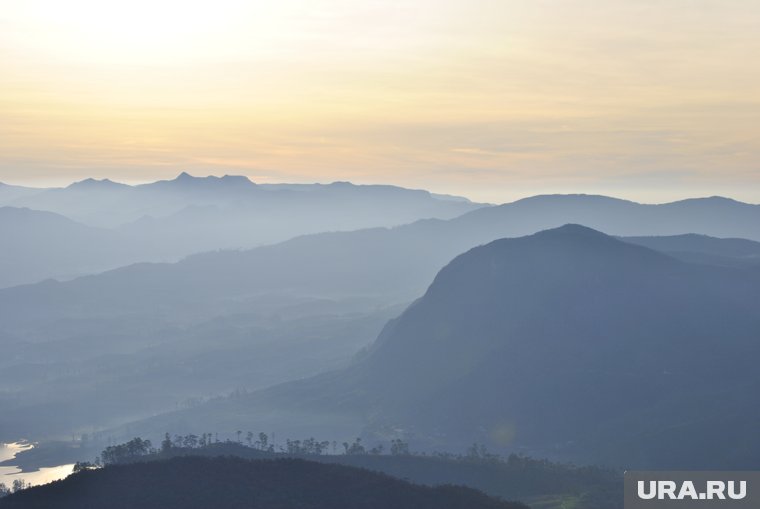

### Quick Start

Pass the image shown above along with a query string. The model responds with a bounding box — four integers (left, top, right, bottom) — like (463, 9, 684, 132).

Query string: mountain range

(0, 174, 483, 288)
(1, 173, 480, 228)
(3, 195, 760, 334)
(3, 187, 759, 289)
(122, 225, 760, 469)
(2, 188, 760, 443)
(3, 181, 760, 468)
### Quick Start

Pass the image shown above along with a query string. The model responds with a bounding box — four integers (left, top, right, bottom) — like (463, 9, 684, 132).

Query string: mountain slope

(134, 225, 760, 469)
(347, 226, 760, 468)
(345, 226, 760, 468)
(0, 207, 133, 288)
(0, 457, 526, 509)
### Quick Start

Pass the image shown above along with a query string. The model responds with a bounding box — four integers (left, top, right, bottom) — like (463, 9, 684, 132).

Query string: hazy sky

(1, 0, 758, 203)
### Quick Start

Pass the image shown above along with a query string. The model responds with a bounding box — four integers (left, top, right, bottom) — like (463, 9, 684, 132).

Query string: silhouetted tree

(342, 438, 366, 455)
(466, 443, 498, 461)
(73, 462, 96, 473)
(285, 439, 302, 454)
(101, 438, 153, 465)
(390, 439, 410, 456)
(161, 433, 173, 453)
(257, 432, 269, 451)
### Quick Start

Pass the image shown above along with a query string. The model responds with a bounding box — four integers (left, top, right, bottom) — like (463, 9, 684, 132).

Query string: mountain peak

(515, 194, 639, 206)
(67, 178, 126, 190)
(530, 223, 619, 243)
(522, 224, 675, 263)
(538, 223, 606, 236)
(669, 196, 749, 207)
(432, 224, 674, 295)
(170, 172, 254, 187)
(220, 174, 256, 186)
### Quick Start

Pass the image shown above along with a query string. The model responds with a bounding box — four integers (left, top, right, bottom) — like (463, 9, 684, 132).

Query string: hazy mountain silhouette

(3, 189, 759, 289)
(147, 172, 257, 193)
(3, 189, 760, 449)
(2, 218, 757, 332)
(453, 194, 760, 240)
(0, 174, 484, 287)
(132, 225, 760, 469)
(66, 178, 130, 190)
(622, 234, 760, 268)
(0, 456, 526, 509)
(3, 190, 760, 440)
(0, 182, 40, 202)
(8, 178, 136, 227)
(0, 207, 133, 288)
(3, 172, 481, 230)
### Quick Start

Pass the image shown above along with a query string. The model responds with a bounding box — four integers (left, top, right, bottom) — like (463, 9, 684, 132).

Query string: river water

(0, 442, 74, 488)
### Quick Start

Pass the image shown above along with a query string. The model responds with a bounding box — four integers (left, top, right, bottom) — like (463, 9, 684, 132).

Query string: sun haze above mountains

(3, 1, 760, 202)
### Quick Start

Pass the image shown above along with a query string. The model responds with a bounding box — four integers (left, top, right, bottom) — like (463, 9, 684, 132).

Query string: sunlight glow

(6, 0, 288, 64)
(1, 0, 759, 202)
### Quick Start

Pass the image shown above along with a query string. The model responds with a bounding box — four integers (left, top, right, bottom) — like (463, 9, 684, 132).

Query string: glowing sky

(1, 0, 758, 202)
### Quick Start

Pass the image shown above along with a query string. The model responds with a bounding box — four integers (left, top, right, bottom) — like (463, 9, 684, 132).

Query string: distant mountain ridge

(66, 178, 130, 190)
(455, 194, 760, 240)
(622, 234, 760, 268)
(3, 199, 760, 327)
(0, 182, 41, 202)
(2, 182, 760, 288)
(1, 173, 480, 228)
(0, 174, 484, 287)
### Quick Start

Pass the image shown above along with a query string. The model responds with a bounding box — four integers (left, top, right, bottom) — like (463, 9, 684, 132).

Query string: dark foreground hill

(127, 225, 760, 469)
(0, 456, 526, 509)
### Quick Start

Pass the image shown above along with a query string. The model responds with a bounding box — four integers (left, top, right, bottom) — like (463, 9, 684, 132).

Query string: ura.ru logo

(638, 480, 746, 501)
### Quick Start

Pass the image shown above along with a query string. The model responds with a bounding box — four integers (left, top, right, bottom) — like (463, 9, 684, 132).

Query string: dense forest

(0, 456, 529, 509)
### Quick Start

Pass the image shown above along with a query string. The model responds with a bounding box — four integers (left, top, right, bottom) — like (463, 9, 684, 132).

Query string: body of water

(0, 442, 74, 488)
